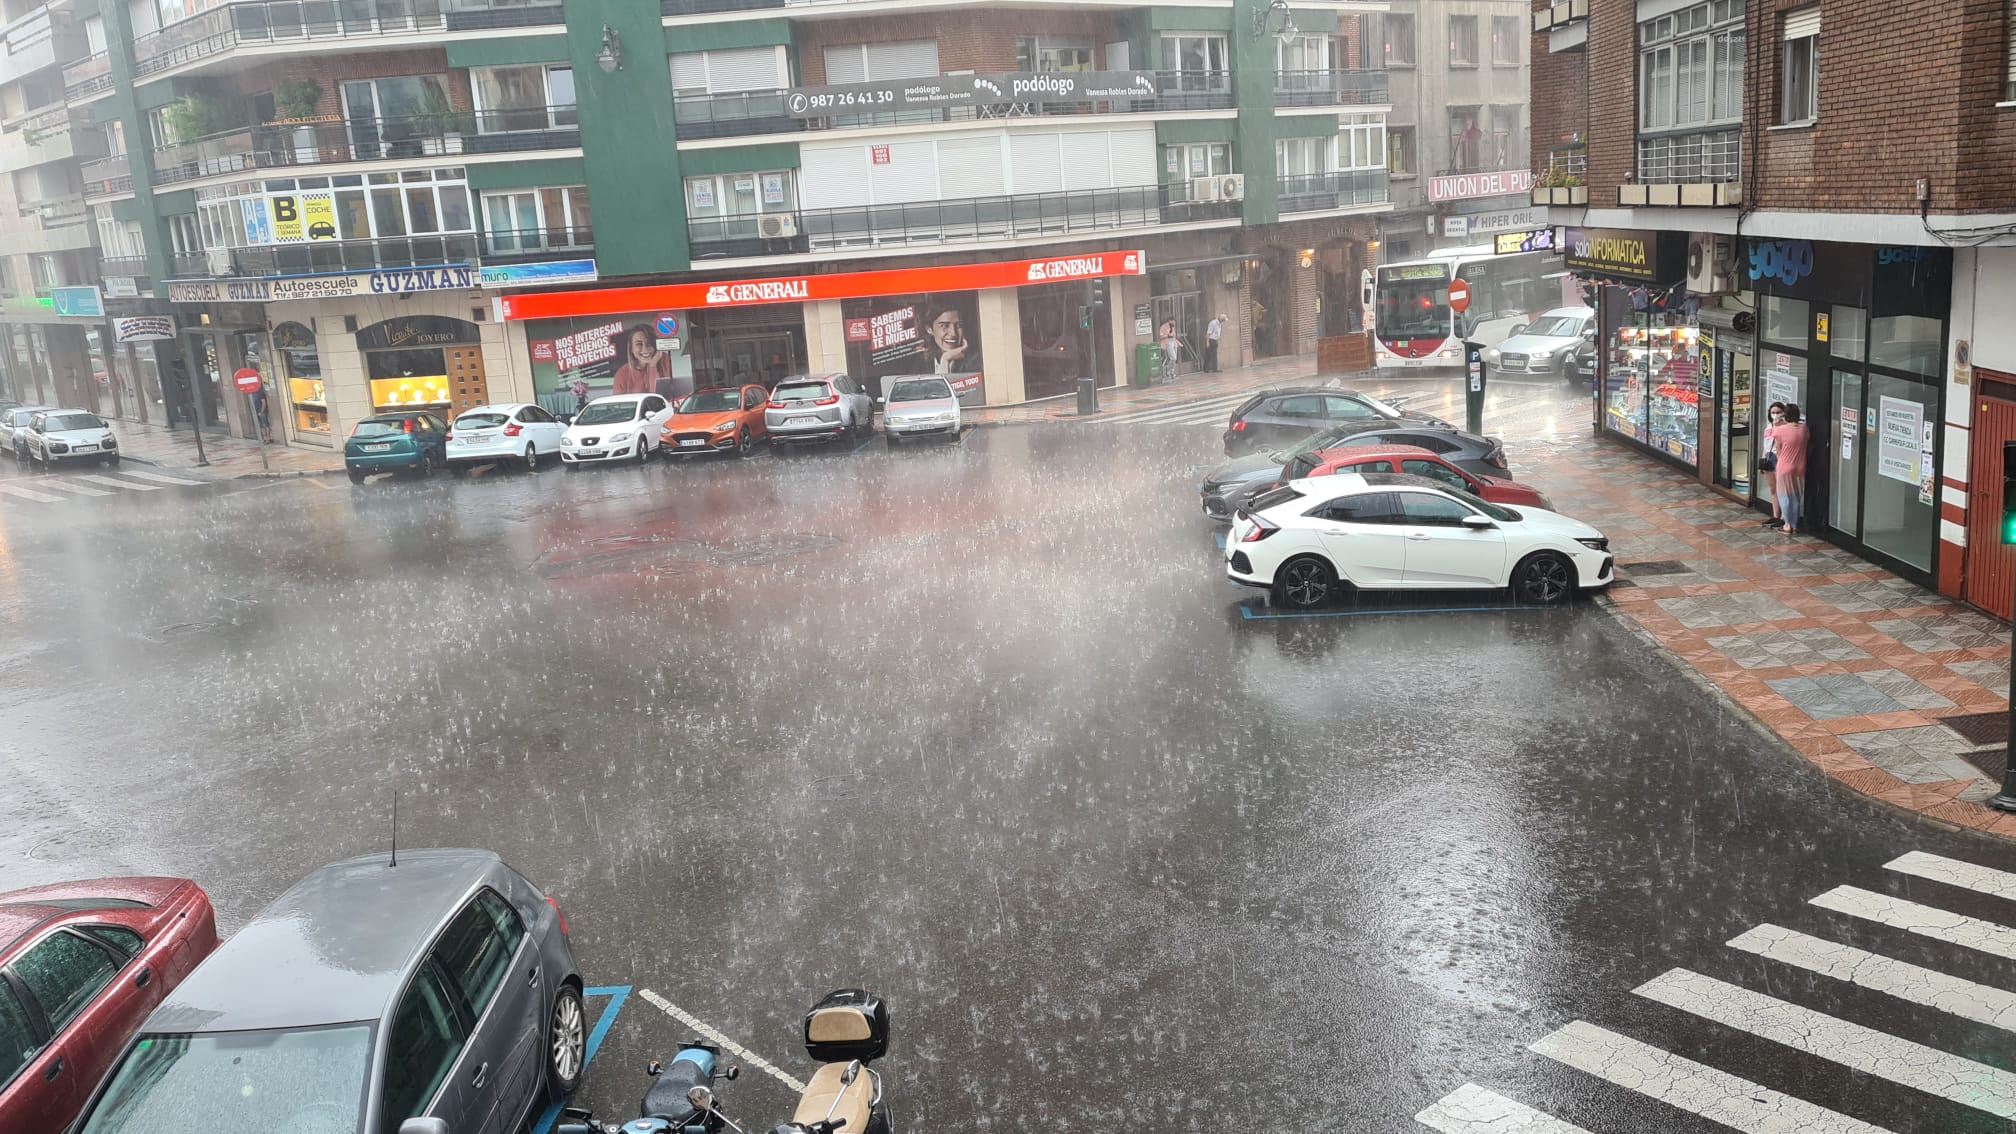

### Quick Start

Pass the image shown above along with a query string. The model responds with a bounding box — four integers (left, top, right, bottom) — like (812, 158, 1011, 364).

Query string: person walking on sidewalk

(1767, 403, 1811, 537)
(1160, 319, 1183, 381)
(1758, 402, 1785, 529)
(1204, 314, 1223, 373)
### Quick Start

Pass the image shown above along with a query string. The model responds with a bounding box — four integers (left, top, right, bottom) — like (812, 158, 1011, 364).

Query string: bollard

(1076, 376, 1099, 416)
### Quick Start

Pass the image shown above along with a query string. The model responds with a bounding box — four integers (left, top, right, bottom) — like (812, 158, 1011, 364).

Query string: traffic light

(1078, 305, 1092, 331)
(2003, 441, 2016, 544)
(1089, 278, 1107, 310)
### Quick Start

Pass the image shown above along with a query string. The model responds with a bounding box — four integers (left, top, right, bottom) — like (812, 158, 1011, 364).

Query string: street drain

(811, 773, 877, 801)
(1620, 559, 1688, 576)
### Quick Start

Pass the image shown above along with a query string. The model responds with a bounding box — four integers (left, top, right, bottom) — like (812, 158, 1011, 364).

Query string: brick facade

(795, 12, 1125, 84)
(1525, 4, 1587, 167)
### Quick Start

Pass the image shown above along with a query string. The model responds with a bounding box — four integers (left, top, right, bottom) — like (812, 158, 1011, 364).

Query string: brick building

(1531, 0, 2016, 610)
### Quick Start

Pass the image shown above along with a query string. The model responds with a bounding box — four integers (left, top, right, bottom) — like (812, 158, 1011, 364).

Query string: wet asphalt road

(4, 379, 2016, 1133)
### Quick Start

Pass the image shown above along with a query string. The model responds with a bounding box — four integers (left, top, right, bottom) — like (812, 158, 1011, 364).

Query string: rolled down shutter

(824, 45, 867, 85)
(1782, 8, 1819, 39)
(1059, 132, 1112, 190)
(800, 144, 869, 208)
(704, 47, 783, 92)
(863, 39, 940, 79)
(1107, 127, 1157, 186)
(1008, 134, 1062, 194)
(936, 135, 1005, 199)
(2006, 0, 2016, 95)
(669, 53, 707, 93)
(871, 140, 936, 203)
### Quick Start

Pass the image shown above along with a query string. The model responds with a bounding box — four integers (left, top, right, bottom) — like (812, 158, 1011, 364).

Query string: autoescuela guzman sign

(167, 266, 477, 304)
(786, 71, 1156, 117)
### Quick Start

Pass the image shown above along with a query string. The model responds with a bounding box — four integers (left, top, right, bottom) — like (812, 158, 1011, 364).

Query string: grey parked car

(67, 848, 586, 1134)
(1482, 306, 1596, 382)
(766, 372, 874, 444)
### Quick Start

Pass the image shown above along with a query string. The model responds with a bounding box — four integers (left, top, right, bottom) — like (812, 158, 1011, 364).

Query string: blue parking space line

(1213, 532, 1226, 549)
(531, 984, 632, 1134)
(851, 435, 878, 454)
(1238, 603, 1553, 620)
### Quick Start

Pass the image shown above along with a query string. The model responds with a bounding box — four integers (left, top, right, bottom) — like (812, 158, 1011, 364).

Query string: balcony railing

(689, 181, 1241, 260)
(171, 251, 210, 277)
(175, 234, 478, 278)
(662, 0, 782, 15)
(80, 153, 133, 197)
(99, 256, 151, 278)
(481, 227, 592, 264)
(1273, 69, 1390, 108)
(19, 195, 87, 229)
(150, 107, 579, 185)
(674, 71, 1234, 141)
(130, 0, 561, 77)
(61, 49, 110, 101)
(1548, 141, 1588, 179)
(1636, 128, 1740, 184)
(1277, 169, 1390, 214)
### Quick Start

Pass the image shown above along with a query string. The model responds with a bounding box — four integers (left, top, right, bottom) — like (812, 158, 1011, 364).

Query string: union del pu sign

(1428, 169, 1534, 203)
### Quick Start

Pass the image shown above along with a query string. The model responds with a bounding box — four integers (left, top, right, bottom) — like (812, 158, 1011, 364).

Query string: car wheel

(525, 444, 539, 472)
(1272, 556, 1338, 609)
(634, 438, 650, 465)
(1512, 551, 1575, 606)
(886, 431, 902, 446)
(103, 454, 120, 467)
(737, 429, 753, 458)
(546, 983, 587, 1098)
(348, 468, 366, 484)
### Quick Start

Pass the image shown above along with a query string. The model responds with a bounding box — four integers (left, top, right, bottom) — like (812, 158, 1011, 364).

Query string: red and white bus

(1371, 244, 1567, 369)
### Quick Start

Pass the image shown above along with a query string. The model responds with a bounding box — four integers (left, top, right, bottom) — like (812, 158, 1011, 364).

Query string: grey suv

(68, 849, 586, 1134)
(1482, 306, 1596, 381)
(765, 373, 874, 444)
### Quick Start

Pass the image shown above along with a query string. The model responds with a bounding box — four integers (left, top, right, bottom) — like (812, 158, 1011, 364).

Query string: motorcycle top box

(804, 989, 890, 1064)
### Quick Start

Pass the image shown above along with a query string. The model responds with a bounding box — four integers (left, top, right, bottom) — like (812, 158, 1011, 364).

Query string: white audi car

(560, 393, 675, 467)
(1226, 472, 1613, 608)
(447, 402, 568, 473)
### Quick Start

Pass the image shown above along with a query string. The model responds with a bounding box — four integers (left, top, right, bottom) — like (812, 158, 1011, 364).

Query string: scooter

(555, 989, 894, 1134)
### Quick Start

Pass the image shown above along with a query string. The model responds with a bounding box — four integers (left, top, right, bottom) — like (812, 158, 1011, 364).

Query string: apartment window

(29, 254, 61, 292)
(686, 170, 797, 219)
(94, 212, 146, 260)
(1492, 16, 1521, 65)
(166, 213, 200, 255)
(19, 72, 61, 112)
(482, 186, 591, 252)
(1341, 115, 1386, 170)
(1449, 15, 1478, 67)
(195, 170, 472, 250)
(1016, 37, 1094, 73)
(2006, 0, 2016, 100)
(1387, 126, 1415, 175)
(83, 15, 106, 55)
(1780, 9, 1819, 124)
(1165, 143, 1232, 179)
(1381, 13, 1415, 66)
(670, 48, 786, 96)
(470, 66, 576, 132)
(1639, 0, 1745, 132)
(1161, 34, 1229, 75)
(146, 106, 177, 149)
(1278, 34, 1335, 73)
(1449, 106, 1485, 171)
(1276, 136, 1336, 178)
(825, 40, 940, 83)
(0, 259, 12, 296)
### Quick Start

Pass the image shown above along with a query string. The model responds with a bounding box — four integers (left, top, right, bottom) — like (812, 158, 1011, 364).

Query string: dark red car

(1285, 444, 1553, 508)
(0, 877, 218, 1132)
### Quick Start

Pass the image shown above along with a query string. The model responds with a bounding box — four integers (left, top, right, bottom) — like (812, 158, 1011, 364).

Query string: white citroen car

(447, 402, 568, 473)
(24, 408, 121, 468)
(1226, 472, 1613, 608)
(560, 393, 675, 467)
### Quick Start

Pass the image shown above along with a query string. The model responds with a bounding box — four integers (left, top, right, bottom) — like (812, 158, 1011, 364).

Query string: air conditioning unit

(1189, 176, 1223, 203)
(1219, 174, 1246, 201)
(207, 248, 234, 276)
(758, 214, 799, 239)
(1686, 233, 1735, 295)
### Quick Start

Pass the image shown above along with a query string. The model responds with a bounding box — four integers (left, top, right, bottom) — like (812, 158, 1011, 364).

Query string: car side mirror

(398, 1119, 449, 1134)
(875, 397, 885, 405)
(1461, 514, 1495, 530)
(1509, 324, 1527, 337)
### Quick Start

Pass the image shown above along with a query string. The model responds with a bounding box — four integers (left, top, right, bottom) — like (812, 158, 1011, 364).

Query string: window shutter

(669, 53, 707, 93)
(862, 39, 940, 80)
(1107, 127, 1157, 185)
(799, 143, 870, 208)
(703, 47, 784, 92)
(2007, 0, 2016, 96)
(1782, 8, 1819, 39)
(936, 135, 1006, 198)
(1059, 132, 1112, 189)
(1008, 134, 1063, 194)
(823, 45, 867, 85)
(870, 140, 936, 203)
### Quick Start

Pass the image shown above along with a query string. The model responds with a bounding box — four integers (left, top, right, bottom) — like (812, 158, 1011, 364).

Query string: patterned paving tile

(1948, 657, 2012, 689)
(1870, 610, 2010, 653)
(1669, 505, 1753, 528)
(1704, 627, 1875, 669)
(1610, 533, 1700, 558)
(1706, 526, 1797, 549)
(1654, 592, 1804, 629)
(1807, 578, 1955, 614)
(1839, 724, 1994, 787)
(1757, 546, 1877, 579)
(1767, 673, 1908, 719)
(1621, 559, 1751, 586)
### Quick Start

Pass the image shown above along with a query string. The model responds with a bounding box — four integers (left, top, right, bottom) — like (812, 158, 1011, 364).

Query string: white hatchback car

(879, 376, 962, 443)
(1226, 472, 1613, 608)
(560, 394, 674, 467)
(0, 405, 52, 460)
(447, 402, 567, 473)
(24, 408, 121, 468)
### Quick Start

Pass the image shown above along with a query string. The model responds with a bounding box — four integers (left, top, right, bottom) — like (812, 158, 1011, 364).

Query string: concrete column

(803, 300, 847, 374)
(977, 287, 1023, 405)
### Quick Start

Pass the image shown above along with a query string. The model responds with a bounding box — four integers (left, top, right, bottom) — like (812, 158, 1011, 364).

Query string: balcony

(61, 49, 110, 102)
(673, 71, 1234, 141)
(130, 0, 563, 79)
(1273, 69, 1390, 109)
(80, 153, 133, 198)
(1623, 128, 1741, 207)
(1277, 169, 1390, 215)
(0, 6, 84, 87)
(150, 107, 579, 186)
(0, 103, 91, 168)
(99, 256, 151, 278)
(174, 233, 479, 279)
(662, 0, 782, 15)
(1533, 0, 1590, 30)
(689, 182, 1240, 260)
(18, 194, 87, 229)
(481, 226, 592, 265)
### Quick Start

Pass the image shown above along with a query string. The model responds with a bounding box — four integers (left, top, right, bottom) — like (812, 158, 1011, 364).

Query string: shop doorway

(1965, 375, 2016, 619)
(1151, 289, 1204, 377)
(720, 333, 798, 389)
(689, 311, 804, 391)
(1711, 343, 1754, 496)
(356, 316, 488, 420)
(1249, 251, 1293, 358)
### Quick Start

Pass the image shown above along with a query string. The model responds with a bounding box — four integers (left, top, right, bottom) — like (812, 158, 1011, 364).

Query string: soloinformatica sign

(1562, 227, 1685, 285)
(786, 71, 1156, 118)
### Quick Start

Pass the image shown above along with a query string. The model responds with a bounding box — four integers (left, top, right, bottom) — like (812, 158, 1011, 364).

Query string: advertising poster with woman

(526, 314, 694, 411)
(841, 292, 985, 407)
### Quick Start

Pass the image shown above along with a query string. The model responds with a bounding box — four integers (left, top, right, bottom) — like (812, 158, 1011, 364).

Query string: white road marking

(1886, 851, 2016, 902)
(1093, 393, 1255, 426)
(636, 988, 804, 1092)
(1414, 1083, 1594, 1133)
(37, 478, 113, 496)
(109, 468, 205, 486)
(1730, 923, 2016, 1033)
(0, 483, 63, 502)
(72, 473, 160, 490)
(1530, 1019, 1894, 1133)
(1635, 967, 2016, 1117)
(1812, 884, 2016, 960)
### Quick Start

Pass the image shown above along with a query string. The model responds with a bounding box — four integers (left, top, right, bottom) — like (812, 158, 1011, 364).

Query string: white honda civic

(1226, 472, 1613, 608)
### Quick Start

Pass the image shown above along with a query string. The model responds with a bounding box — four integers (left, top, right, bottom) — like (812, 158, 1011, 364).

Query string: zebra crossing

(0, 466, 205, 505)
(1416, 849, 2016, 1132)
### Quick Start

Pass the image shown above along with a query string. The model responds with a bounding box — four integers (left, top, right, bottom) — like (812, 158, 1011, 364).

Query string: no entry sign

(1447, 278, 1472, 314)
(234, 367, 262, 394)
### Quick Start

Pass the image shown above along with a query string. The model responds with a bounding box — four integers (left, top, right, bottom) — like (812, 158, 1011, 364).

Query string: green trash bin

(1133, 343, 1161, 388)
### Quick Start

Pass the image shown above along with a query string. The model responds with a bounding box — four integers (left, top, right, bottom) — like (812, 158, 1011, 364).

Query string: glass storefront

(274, 322, 329, 439)
(1602, 299, 1701, 467)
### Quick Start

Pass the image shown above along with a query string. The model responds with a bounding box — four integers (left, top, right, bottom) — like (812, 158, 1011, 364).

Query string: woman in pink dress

(1768, 403, 1811, 536)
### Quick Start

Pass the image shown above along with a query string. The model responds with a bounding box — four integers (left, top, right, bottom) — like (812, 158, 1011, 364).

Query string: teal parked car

(345, 410, 448, 483)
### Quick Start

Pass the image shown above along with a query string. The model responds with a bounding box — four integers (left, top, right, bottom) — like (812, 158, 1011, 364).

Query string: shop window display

(1603, 302, 1702, 467)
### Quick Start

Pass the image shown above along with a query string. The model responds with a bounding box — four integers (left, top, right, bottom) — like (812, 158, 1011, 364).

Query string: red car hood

(1474, 474, 1547, 505)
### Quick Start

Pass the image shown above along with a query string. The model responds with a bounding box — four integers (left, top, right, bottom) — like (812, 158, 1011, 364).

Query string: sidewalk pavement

(963, 355, 1328, 425)
(115, 419, 344, 479)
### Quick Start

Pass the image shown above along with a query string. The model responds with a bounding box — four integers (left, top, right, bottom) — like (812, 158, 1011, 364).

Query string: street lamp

(1252, 0, 1298, 44)
(596, 25, 622, 73)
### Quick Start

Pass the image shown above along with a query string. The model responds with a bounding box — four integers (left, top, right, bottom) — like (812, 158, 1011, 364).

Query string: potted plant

(271, 80, 323, 164)
(416, 85, 474, 156)
(1533, 166, 1587, 206)
(163, 94, 236, 144)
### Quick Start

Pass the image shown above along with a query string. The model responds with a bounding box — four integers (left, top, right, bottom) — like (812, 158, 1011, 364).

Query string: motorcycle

(556, 989, 894, 1134)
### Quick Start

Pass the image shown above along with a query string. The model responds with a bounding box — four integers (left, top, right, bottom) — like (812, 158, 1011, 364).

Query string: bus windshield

(1375, 266, 1452, 341)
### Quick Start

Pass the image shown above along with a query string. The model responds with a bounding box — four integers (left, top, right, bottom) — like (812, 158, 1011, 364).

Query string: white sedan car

(1226, 472, 1613, 608)
(24, 409, 121, 468)
(447, 402, 567, 473)
(560, 393, 675, 467)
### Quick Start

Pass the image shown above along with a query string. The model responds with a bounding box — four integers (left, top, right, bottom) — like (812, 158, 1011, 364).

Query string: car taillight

(814, 394, 840, 406)
(546, 895, 569, 936)
(768, 399, 786, 409)
(1238, 516, 1279, 542)
(444, 430, 455, 441)
(504, 423, 522, 437)
(1488, 448, 1508, 469)
(1230, 420, 1247, 432)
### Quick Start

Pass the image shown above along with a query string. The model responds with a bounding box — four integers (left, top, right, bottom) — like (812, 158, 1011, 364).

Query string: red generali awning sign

(496, 250, 1148, 321)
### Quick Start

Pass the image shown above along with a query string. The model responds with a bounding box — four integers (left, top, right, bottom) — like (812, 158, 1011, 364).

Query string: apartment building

(0, 0, 1391, 445)
(1531, 0, 2016, 612)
